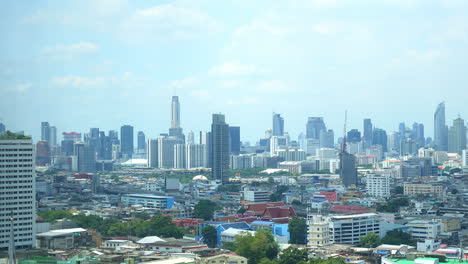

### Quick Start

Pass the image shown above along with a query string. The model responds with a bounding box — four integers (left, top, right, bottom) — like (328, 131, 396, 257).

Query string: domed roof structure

(192, 175, 208, 181)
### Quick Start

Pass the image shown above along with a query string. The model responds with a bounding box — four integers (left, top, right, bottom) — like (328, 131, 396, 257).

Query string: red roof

(262, 206, 297, 219)
(330, 205, 371, 214)
(246, 202, 285, 215)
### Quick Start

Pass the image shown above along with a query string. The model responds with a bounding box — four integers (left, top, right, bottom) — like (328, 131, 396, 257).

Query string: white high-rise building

(307, 215, 330, 247)
(306, 138, 320, 155)
(329, 213, 382, 245)
(187, 131, 195, 145)
(158, 137, 182, 169)
(270, 136, 287, 157)
(366, 174, 390, 198)
(186, 144, 207, 169)
(174, 144, 186, 169)
(0, 136, 36, 250)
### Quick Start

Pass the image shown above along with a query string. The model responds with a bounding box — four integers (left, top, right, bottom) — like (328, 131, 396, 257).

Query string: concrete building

(186, 144, 207, 169)
(448, 117, 466, 154)
(0, 136, 36, 250)
(36, 228, 88, 250)
(463, 149, 468, 167)
(307, 215, 330, 246)
(340, 151, 357, 187)
(147, 139, 158, 168)
(137, 131, 146, 153)
(406, 220, 441, 240)
(74, 143, 96, 172)
(229, 126, 241, 155)
(306, 138, 320, 155)
(121, 194, 174, 209)
(434, 102, 448, 151)
(174, 144, 186, 169)
(276, 148, 306, 161)
(329, 213, 382, 245)
(366, 174, 390, 198)
(272, 112, 284, 136)
(270, 136, 287, 157)
(211, 114, 230, 183)
(243, 188, 271, 203)
(403, 183, 444, 196)
(158, 136, 183, 169)
(120, 125, 134, 158)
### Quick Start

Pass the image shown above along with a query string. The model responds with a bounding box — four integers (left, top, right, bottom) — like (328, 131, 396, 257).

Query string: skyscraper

(347, 129, 361, 143)
(0, 122, 5, 135)
(169, 96, 184, 138)
(319, 129, 334, 148)
(434, 102, 448, 150)
(147, 139, 158, 168)
(41, 122, 50, 142)
(49, 126, 57, 147)
(211, 114, 230, 184)
(0, 134, 36, 250)
(158, 136, 183, 168)
(187, 130, 195, 144)
(340, 151, 357, 187)
(363, 119, 373, 148)
(372, 128, 388, 152)
(306, 117, 326, 139)
(74, 143, 96, 172)
(272, 113, 284, 136)
(229, 126, 240, 155)
(186, 144, 207, 168)
(36, 141, 51, 166)
(174, 144, 186, 169)
(120, 125, 134, 158)
(137, 131, 146, 152)
(448, 117, 467, 154)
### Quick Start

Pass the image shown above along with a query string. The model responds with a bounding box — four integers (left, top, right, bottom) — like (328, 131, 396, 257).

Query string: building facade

(211, 114, 230, 184)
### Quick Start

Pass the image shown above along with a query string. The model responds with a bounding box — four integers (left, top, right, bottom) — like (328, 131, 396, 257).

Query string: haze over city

(2, 0, 468, 141)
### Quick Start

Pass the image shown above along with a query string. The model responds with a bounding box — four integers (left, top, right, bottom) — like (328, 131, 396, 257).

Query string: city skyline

(2, 1, 468, 142)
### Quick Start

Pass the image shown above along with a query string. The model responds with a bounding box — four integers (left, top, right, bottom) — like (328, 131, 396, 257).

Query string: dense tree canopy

(234, 229, 279, 264)
(360, 232, 381, 248)
(382, 230, 415, 246)
(288, 217, 307, 244)
(202, 226, 217, 248)
(377, 198, 409, 213)
(194, 199, 220, 220)
(278, 247, 308, 264)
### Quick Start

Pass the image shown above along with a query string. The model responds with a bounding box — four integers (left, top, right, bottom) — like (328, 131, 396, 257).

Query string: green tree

(278, 247, 308, 264)
(194, 200, 219, 220)
(38, 210, 73, 222)
(381, 230, 415, 246)
(235, 229, 279, 264)
(377, 198, 409, 213)
(288, 217, 307, 244)
(202, 226, 217, 248)
(291, 200, 302, 206)
(394, 186, 404, 194)
(360, 232, 381, 248)
(450, 189, 458, 195)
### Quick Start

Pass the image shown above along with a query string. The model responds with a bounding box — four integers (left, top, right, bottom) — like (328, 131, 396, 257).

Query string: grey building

(272, 112, 284, 136)
(41, 122, 50, 142)
(158, 136, 183, 168)
(229, 126, 240, 155)
(372, 128, 388, 152)
(120, 125, 134, 157)
(434, 102, 448, 150)
(49, 126, 57, 147)
(0, 122, 5, 135)
(147, 139, 158, 168)
(339, 151, 357, 187)
(347, 129, 361, 143)
(448, 117, 467, 154)
(169, 96, 184, 139)
(306, 117, 326, 139)
(211, 114, 230, 184)
(74, 143, 96, 172)
(138, 131, 146, 152)
(363, 118, 373, 148)
(319, 129, 334, 148)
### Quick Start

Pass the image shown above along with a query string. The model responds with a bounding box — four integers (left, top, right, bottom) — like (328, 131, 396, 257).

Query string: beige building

(307, 215, 330, 247)
(403, 183, 444, 196)
(202, 254, 247, 264)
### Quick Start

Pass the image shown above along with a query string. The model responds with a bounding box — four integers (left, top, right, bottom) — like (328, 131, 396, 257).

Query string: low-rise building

(36, 228, 89, 249)
(201, 253, 248, 264)
(404, 183, 444, 196)
(329, 213, 382, 245)
(406, 220, 441, 240)
(121, 194, 174, 209)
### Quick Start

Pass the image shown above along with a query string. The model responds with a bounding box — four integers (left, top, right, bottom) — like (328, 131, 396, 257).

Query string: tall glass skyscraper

(306, 117, 326, 139)
(434, 102, 448, 150)
(229, 126, 240, 154)
(211, 114, 229, 184)
(448, 117, 466, 154)
(169, 96, 184, 138)
(120, 125, 134, 157)
(272, 113, 284, 136)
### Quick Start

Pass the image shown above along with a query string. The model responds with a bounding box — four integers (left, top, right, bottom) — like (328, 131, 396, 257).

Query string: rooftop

(0, 131, 31, 140)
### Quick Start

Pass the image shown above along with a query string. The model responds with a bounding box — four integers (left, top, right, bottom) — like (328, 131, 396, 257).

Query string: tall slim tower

(41, 122, 50, 142)
(120, 125, 134, 158)
(340, 111, 357, 187)
(272, 113, 284, 136)
(448, 117, 467, 154)
(171, 96, 180, 129)
(363, 118, 373, 149)
(434, 102, 448, 151)
(211, 114, 230, 184)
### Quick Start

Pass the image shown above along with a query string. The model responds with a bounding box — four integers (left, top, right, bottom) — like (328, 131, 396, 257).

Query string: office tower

(372, 128, 388, 152)
(211, 114, 230, 183)
(400, 138, 417, 156)
(36, 141, 51, 166)
(306, 117, 326, 139)
(411, 123, 425, 148)
(363, 119, 373, 148)
(108, 130, 119, 143)
(306, 138, 320, 155)
(0, 134, 36, 250)
(319, 129, 334, 148)
(200, 131, 212, 168)
(87, 128, 100, 158)
(74, 143, 96, 172)
(399, 122, 406, 138)
(448, 117, 467, 154)
(229, 126, 240, 155)
(169, 96, 184, 138)
(158, 136, 183, 168)
(339, 151, 357, 187)
(186, 144, 207, 168)
(147, 139, 158, 168)
(0, 122, 5, 135)
(272, 113, 284, 136)
(49, 126, 57, 147)
(63, 132, 81, 142)
(387, 132, 398, 153)
(346, 129, 361, 143)
(61, 140, 74, 156)
(434, 102, 448, 150)
(41, 122, 50, 142)
(99, 132, 113, 160)
(137, 131, 146, 152)
(298, 132, 306, 150)
(120, 125, 134, 158)
(174, 144, 186, 169)
(187, 130, 195, 144)
(270, 136, 287, 156)
(366, 174, 390, 198)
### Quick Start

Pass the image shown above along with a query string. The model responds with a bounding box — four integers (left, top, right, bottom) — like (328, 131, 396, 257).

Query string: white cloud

(190, 89, 211, 100)
(42, 42, 98, 55)
(256, 80, 291, 93)
(210, 61, 261, 76)
(51, 75, 106, 88)
(170, 77, 198, 89)
(226, 97, 262, 105)
(120, 4, 222, 42)
(1, 82, 32, 93)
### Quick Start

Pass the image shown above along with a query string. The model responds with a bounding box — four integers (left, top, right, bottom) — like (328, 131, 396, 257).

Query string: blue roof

(251, 221, 274, 225)
(320, 188, 335, 191)
(311, 198, 327, 202)
(219, 222, 250, 230)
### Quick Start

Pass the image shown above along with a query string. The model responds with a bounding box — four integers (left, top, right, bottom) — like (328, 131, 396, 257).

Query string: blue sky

(1, 0, 468, 143)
